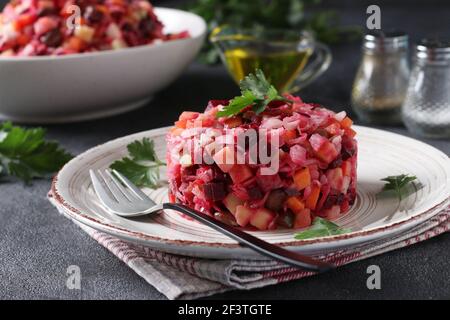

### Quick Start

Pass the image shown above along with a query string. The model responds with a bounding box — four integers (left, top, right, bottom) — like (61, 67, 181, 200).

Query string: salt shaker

(351, 31, 410, 125)
(402, 40, 450, 139)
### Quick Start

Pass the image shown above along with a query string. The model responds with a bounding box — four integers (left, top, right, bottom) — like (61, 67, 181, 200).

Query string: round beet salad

(167, 70, 357, 231)
(0, 0, 189, 56)
(167, 93, 358, 231)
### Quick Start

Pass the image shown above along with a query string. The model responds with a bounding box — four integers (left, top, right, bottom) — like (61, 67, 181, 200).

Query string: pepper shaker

(351, 31, 410, 125)
(402, 40, 450, 139)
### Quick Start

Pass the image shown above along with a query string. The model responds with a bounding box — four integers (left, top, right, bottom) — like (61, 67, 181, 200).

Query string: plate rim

(51, 125, 450, 248)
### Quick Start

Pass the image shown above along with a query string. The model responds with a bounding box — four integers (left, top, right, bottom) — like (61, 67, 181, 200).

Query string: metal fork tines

(90, 169, 162, 217)
(90, 168, 335, 272)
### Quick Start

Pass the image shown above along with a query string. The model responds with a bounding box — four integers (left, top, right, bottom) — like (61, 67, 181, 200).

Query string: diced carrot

(179, 111, 200, 121)
(340, 117, 353, 129)
(286, 197, 305, 214)
(305, 183, 321, 210)
(344, 127, 357, 138)
(341, 160, 352, 176)
(66, 37, 84, 52)
(170, 127, 184, 136)
(16, 34, 30, 46)
(15, 14, 34, 30)
(294, 208, 312, 229)
(174, 119, 187, 129)
(282, 129, 297, 142)
(96, 5, 108, 13)
(293, 167, 311, 191)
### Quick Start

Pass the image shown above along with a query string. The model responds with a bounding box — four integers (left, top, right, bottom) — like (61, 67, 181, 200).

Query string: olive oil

(224, 48, 312, 92)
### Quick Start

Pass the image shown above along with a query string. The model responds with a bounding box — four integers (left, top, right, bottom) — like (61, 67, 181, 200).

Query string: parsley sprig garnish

(0, 121, 72, 183)
(216, 69, 286, 118)
(294, 217, 351, 239)
(110, 138, 165, 188)
(380, 174, 418, 201)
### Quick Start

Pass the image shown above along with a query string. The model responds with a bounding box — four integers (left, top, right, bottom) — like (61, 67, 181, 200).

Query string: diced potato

(294, 208, 312, 229)
(75, 25, 95, 43)
(223, 193, 244, 215)
(213, 146, 235, 173)
(249, 208, 275, 230)
(235, 205, 253, 227)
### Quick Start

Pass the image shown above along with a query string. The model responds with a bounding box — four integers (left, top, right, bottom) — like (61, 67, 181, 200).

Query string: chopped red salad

(0, 0, 189, 56)
(167, 96, 358, 231)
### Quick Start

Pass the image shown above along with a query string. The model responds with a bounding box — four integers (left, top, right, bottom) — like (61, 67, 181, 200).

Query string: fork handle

(163, 203, 334, 272)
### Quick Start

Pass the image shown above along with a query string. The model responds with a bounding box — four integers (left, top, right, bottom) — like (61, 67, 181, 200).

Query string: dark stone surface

(0, 0, 449, 300)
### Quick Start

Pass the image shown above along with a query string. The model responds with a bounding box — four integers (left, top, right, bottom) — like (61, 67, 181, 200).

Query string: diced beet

(265, 189, 287, 212)
(341, 135, 356, 160)
(203, 182, 227, 201)
(329, 156, 343, 169)
(285, 188, 301, 197)
(276, 210, 295, 228)
(322, 195, 338, 210)
(248, 185, 264, 200)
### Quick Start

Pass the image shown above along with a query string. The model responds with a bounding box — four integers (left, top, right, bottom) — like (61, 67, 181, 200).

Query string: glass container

(351, 31, 410, 125)
(402, 40, 450, 139)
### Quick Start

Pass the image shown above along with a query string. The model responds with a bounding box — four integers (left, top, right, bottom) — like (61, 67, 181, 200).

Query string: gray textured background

(0, 0, 449, 300)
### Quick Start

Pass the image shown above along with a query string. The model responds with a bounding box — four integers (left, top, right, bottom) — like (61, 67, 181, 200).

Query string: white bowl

(0, 8, 206, 123)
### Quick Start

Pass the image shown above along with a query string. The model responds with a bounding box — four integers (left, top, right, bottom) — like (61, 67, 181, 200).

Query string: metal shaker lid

(363, 30, 409, 53)
(416, 39, 450, 61)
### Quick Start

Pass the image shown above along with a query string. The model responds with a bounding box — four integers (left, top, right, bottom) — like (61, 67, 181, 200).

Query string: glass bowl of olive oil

(210, 27, 332, 93)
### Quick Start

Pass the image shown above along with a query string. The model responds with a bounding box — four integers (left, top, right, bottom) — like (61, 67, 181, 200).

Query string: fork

(90, 169, 334, 272)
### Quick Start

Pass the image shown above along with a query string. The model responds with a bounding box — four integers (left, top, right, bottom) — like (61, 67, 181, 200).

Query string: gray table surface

(1, 1, 450, 300)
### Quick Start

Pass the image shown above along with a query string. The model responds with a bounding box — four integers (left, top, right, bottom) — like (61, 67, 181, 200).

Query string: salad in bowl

(0, 0, 189, 56)
(0, 0, 206, 123)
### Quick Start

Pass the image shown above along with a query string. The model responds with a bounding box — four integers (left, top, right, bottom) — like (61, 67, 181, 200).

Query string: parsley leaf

(380, 174, 418, 201)
(216, 69, 284, 117)
(240, 69, 278, 100)
(0, 121, 72, 183)
(216, 90, 258, 118)
(110, 138, 165, 189)
(294, 217, 351, 240)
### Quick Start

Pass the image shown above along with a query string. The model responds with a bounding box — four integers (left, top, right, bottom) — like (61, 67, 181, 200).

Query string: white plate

(50, 126, 450, 259)
(0, 8, 206, 123)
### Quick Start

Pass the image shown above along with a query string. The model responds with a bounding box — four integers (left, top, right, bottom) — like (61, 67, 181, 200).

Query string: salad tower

(167, 71, 357, 231)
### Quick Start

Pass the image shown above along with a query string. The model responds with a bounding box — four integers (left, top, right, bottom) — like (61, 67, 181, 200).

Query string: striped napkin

(50, 194, 449, 300)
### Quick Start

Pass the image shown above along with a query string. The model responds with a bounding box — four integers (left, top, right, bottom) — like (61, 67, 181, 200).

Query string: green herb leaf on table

(0, 121, 72, 183)
(294, 217, 351, 240)
(380, 174, 418, 201)
(110, 138, 165, 189)
(216, 69, 284, 118)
